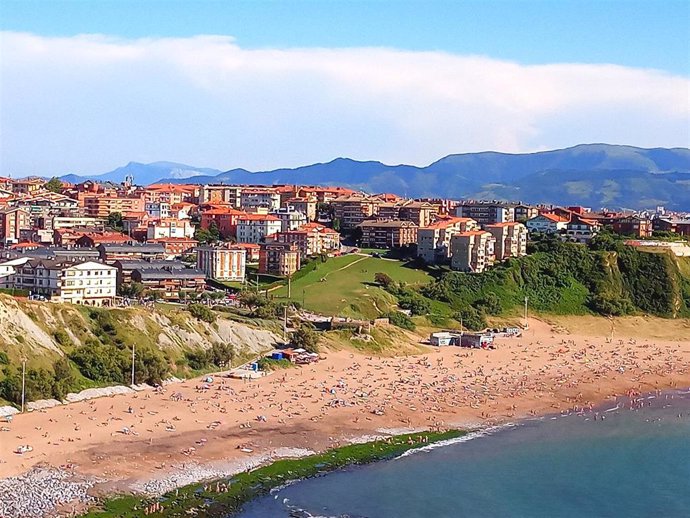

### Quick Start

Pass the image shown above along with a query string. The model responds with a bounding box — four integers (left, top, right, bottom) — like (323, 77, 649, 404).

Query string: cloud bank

(1, 32, 688, 175)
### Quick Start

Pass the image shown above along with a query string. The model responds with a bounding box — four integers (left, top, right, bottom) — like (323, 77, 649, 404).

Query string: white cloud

(1, 31, 688, 175)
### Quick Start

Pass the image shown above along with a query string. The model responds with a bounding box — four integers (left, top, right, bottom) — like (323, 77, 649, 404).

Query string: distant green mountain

(63, 144, 690, 210)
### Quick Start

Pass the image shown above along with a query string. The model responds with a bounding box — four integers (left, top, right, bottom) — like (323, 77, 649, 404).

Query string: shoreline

(80, 429, 467, 517)
(1, 316, 689, 517)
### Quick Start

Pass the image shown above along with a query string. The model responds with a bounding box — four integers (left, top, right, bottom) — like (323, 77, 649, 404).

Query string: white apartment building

(236, 214, 282, 244)
(526, 213, 569, 233)
(196, 246, 246, 281)
(417, 217, 479, 264)
(271, 206, 308, 232)
(3, 259, 116, 305)
(60, 261, 117, 305)
(145, 202, 171, 219)
(240, 189, 281, 212)
(146, 218, 195, 240)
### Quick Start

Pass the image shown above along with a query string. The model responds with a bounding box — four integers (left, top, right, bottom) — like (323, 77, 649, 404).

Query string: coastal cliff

(0, 296, 281, 406)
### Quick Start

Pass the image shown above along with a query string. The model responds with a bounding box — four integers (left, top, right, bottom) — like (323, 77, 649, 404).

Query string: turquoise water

(238, 391, 690, 518)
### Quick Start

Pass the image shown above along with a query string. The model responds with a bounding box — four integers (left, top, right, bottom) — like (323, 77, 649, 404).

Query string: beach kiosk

(430, 332, 455, 346)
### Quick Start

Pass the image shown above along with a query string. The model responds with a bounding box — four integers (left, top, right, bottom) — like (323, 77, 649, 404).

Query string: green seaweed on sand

(81, 429, 465, 517)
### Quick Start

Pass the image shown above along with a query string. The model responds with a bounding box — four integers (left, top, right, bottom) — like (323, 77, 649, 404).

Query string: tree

(107, 212, 123, 230)
(44, 177, 63, 193)
(208, 221, 221, 242)
(291, 325, 320, 353)
(476, 292, 502, 316)
(374, 272, 394, 288)
(387, 311, 416, 331)
(188, 303, 216, 323)
(120, 282, 145, 298)
(194, 227, 213, 244)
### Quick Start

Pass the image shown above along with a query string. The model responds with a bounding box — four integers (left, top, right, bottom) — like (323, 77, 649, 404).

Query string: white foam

(395, 424, 517, 459)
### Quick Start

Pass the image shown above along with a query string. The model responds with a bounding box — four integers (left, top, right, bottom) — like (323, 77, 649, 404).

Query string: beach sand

(1, 317, 689, 508)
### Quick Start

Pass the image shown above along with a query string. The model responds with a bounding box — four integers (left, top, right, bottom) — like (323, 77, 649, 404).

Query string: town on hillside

(0, 175, 689, 306)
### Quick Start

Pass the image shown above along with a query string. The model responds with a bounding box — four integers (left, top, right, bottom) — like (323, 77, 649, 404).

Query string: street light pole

(131, 343, 136, 386)
(21, 357, 26, 413)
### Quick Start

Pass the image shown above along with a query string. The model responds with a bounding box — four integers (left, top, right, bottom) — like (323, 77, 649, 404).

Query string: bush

(387, 311, 416, 331)
(0, 351, 9, 365)
(454, 306, 487, 331)
(188, 303, 216, 323)
(374, 272, 394, 288)
(53, 329, 73, 347)
(291, 325, 320, 353)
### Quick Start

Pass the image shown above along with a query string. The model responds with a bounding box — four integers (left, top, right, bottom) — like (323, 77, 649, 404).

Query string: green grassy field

(272, 254, 432, 319)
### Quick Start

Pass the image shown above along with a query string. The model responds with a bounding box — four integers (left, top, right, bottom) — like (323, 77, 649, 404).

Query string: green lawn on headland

(272, 254, 432, 319)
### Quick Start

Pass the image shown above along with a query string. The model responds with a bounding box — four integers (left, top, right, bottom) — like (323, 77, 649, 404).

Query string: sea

(237, 390, 690, 518)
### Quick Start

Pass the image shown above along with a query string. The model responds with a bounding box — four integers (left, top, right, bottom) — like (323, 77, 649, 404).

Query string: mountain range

(60, 144, 690, 210)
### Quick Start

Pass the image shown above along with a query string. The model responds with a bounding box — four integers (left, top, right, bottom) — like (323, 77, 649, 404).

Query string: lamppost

(131, 343, 136, 386)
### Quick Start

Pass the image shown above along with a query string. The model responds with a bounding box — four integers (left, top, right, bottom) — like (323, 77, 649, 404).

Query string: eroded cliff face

(0, 296, 281, 401)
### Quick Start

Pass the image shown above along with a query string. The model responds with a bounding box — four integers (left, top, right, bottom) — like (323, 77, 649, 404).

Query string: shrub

(53, 329, 73, 347)
(374, 272, 394, 288)
(188, 303, 216, 323)
(387, 311, 416, 331)
(291, 325, 320, 353)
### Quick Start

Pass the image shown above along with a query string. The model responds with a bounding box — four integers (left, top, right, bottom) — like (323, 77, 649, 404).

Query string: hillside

(0, 297, 281, 405)
(420, 240, 690, 329)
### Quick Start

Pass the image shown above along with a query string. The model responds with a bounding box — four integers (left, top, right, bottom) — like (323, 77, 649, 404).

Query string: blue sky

(1, 1, 688, 175)
(4, 0, 689, 74)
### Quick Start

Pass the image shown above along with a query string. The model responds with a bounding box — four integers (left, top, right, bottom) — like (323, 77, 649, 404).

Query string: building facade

(450, 231, 496, 273)
(484, 222, 528, 260)
(416, 217, 479, 264)
(258, 242, 301, 276)
(359, 219, 418, 249)
(196, 246, 247, 282)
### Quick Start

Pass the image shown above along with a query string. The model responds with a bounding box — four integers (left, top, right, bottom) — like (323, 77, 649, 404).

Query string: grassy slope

(81, 430, 465, 518)
(272, 255, 431, 319)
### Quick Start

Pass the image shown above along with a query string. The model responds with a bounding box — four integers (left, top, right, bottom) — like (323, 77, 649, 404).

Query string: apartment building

(417, 217, 479, 264)
(514, 204, 539, 223)
(485, 222, 528, 260)
(146, 218, 195, 240)
(378, 200, 436, 228)
(199, 185, 242, 207)
(6, 259, 116, 305)
(611, 216, 653, 238)
(148, 237, 198, 256)
(258, 242, 301, 277)
(11, 178, 45, 195)
(0, 207, 31, 244)
(450, 231, 496, 273)
(97, 243, 166, 263)
(145, 201, 171, 219)
(82, 193, 145, 218)
(196, 245, 246, 281)
(271, 206, 308, 232)
(332, 195, 380, 229)
(653, 218, 690, 237)
(240, 188, 281, 212)
(200, 207, 246, 239)
(526, 213, 569, 233)
(52, 216, 106, 230)
(236, 214, 282, 244)
(144, 184, 198, 205)
(286, 197, 317, 221)
(456, 201, 515, 225)
(566, 215, 600, 243)
(359, 219, 418, 249)
(131, 266, 206, 300)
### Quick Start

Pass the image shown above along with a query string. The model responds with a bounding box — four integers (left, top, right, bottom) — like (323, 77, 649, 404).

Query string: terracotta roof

(536, 213, 570, 223)
(237, 214, 281, 222)
(424, 217, 475, 230)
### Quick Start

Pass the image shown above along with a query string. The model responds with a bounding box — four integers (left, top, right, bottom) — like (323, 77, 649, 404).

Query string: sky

(1, 0, 689, 176)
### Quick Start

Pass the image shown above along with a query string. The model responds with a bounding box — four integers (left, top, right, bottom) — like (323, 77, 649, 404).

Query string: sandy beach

(1, 317, 689, 515)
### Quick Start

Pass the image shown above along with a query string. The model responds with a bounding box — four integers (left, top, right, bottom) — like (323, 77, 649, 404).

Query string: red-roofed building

(200, 207, 247, 239)
(236, 214, 282, 244)
(566, 215, 600, 243)
(526, 213, 570, 234)
(230, 242, 261, 262)
(148, 237, 199, 256)
(76, 231, 132, 248)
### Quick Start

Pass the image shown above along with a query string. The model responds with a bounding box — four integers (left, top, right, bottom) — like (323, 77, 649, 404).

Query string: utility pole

(131, 343, 136, 386)
(302, 288, 305, 308)
(21, 357, 26, 413)
(287, 274, 292, 299)
(524, 296, 529, 329)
